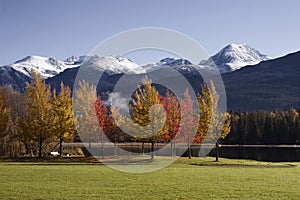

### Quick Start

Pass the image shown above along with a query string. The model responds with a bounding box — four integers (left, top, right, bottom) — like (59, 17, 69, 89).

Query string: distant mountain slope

(0, 66, 32, 92)
(201, 44, 270, 73)
(47, 51, 300, 112)
(223, 51, 300, 111)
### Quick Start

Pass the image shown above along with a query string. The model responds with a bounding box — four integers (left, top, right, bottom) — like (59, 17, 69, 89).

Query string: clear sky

(1, 0, 300, 65)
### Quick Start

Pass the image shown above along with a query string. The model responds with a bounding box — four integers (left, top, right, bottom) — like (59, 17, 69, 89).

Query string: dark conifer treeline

(223, 109, 300, 145)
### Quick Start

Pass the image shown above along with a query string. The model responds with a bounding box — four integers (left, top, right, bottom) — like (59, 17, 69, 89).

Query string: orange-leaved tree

(177, 88, 199, 159)
(160, 90, 180, 156)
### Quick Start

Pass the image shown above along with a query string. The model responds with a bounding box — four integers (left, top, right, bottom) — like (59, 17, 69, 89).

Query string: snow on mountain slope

(7, 55, 145, 79)
(64, 56, 86, 66)
(81, 55, 146, 74)
(158, 57, 192, 67)
(10, 55, 78, 79)
(201, 44, 270, 73)
(5, 44, 269, 80)
(142, 57, 213, 74)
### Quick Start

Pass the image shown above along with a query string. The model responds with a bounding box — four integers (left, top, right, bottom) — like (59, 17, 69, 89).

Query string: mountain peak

(158, 57, 192, 67)
(10, 55, 76, 79)
(201, 43, 270, 73)
(64, 55, 86, 65)
(81, 55, 146, 74)
(14, 55, 44, 64)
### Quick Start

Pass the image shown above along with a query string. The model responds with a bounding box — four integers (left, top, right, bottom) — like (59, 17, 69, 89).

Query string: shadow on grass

(101, 158, 156, 165)
(0, 157, 104, 166)
(190, 163, 296, 168)
(0, 156, 159, 166)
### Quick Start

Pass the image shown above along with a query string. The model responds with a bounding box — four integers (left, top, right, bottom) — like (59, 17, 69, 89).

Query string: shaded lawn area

(0, 157, 299, 199)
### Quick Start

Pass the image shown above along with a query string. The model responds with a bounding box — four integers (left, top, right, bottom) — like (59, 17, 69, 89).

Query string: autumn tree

(73, 80, 99, 155)
(0, 87, 28, 157)
(105, 106, 125, 155)
(160, 91, 180, 156)
(177, 89, 198, 159)
(129, 77, 166, 159)
(94, 96, 112, 157)
(197, 82, 212, 143)
(52, 83, 76, 156)
(0, 90, 8, 136)
(25, 71, 56, 157)
(198, 80, 231, 161)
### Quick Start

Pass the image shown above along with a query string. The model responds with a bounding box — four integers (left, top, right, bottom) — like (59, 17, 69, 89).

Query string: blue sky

(0, 0, 300, 65)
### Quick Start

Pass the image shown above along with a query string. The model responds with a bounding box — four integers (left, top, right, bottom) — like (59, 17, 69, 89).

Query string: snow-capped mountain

(158, 57, 192, 67)
(81, 55, 146, 74)
(142, 57, 214, 74)
(201, 44, 270, 73)
(10, 55, 78, 79)
(64, 56, 87, 66)
(142, 57, 192, 72)
(1, 43, 270, 82)
(3, 55, 146, 80)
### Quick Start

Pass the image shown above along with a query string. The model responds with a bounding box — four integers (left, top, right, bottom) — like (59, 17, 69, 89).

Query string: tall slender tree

(0, 90, 8, 136)
(94, 96, 111, 158)
(1, 89, 26, 157)
(160, 91, 180, 156)
(25, 71, 56, 157)
(198, 80, 231, 161)
(52, 83, 76, 156)
(73, 80, 99, 155)
(130, 77, 166, 159)
(161, 91, 180, 142)
(177, 88, 198, 159)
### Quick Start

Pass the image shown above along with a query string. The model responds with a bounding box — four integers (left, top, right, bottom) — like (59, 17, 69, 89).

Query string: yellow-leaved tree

(73, 80, 99, 156)
(129, 77, 166, 159)
(52, 83, 76, 156)
(198, 80, 231, 161)
(0, 87, 27, 157)
(0, 90, 8, 136)
(25, 71, 56, 157)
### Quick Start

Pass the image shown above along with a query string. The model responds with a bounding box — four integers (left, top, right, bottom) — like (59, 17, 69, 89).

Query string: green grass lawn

(0, 157, 299, 199)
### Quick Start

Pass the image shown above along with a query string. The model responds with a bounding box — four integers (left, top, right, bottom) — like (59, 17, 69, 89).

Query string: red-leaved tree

(177, 89, 198, 159)
(160, 91, 181, 156)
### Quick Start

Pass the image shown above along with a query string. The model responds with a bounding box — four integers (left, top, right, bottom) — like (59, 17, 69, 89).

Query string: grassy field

(0, 157, 299, 199)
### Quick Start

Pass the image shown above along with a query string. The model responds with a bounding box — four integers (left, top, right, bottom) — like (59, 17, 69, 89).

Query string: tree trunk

(85, 141, 91, 157)
(25, 144, 30, 155)
(101, 134, 104, 159)
(150, 141, 154, 159)
(114, 136, 117, 156)
(101, 141, 104, 159)
(171, 142, 173, 157)
(38, 135, 42, 158)
(215, 140, 220, 162)
(174, 142, 176, 157)
(59, 135, 63, 157)
(188, 142, 192, 159)
(142, 142, 145, 155)
(171, 142, 176, 157)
